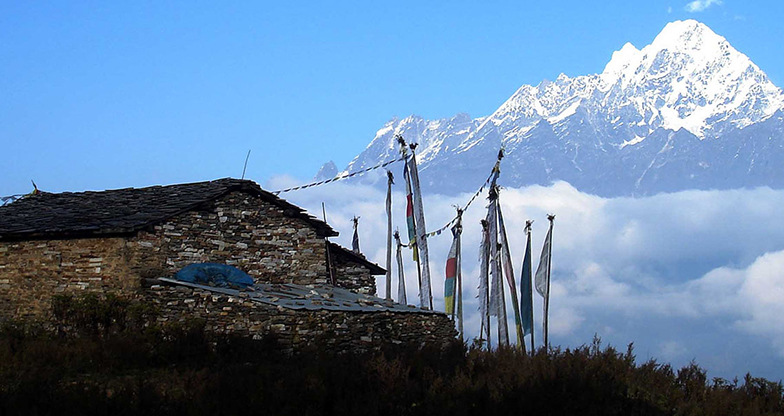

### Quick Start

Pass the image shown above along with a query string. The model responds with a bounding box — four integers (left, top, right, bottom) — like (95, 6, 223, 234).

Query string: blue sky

(1, 0, 783, 196)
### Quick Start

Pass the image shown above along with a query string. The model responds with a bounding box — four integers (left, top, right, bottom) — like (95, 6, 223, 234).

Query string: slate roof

(0, 178, 337, 241)
(156, 278, 434, 314)
(328, 242, 386, 275)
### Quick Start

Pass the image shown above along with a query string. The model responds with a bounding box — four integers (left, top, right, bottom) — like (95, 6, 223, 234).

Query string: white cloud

(685, 0, 723, 12)
(270, 176, 784, 377)
(735, 251, 784, 354)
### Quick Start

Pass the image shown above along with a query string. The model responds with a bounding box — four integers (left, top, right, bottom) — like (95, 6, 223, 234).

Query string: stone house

(0, 178, 456, 350)
(327, 241, 384, 295)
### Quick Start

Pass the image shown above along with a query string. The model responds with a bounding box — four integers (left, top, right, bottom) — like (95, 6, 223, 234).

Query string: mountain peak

(650, 19, 727, 55)
(314, 160, 338, 181)
(602, 20, 731, 84)
(594, 20, 783, 137)
(652, 20, 716, 47)
(601, 42, 641, 80)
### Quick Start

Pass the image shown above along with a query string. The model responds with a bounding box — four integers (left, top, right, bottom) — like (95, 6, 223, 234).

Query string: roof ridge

(0, 178, 337, 241)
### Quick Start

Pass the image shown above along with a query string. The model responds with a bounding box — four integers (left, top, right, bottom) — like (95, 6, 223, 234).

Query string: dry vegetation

(0, 294, 782, 415)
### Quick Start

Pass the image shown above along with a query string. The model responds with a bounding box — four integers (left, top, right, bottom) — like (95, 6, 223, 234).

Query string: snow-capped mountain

(314, 160, 338, 181)
(338, 20, 784, 197)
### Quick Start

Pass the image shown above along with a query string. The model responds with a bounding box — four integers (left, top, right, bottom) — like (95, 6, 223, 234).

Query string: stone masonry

(329, 242, 379, 296)
(145, 283, 457, 353)
(127, 191, 329, 285)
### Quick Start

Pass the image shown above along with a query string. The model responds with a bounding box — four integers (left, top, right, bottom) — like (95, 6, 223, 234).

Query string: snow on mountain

(339, 20, 784, 197)
(314, 161, 338, 181)
(599, 20, 783, 138)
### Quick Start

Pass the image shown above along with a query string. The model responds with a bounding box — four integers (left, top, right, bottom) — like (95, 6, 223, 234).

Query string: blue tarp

(174, 263, 254, 289)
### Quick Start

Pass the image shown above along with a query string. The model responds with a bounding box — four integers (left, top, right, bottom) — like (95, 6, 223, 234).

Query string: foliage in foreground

(0, 294, 782, 416)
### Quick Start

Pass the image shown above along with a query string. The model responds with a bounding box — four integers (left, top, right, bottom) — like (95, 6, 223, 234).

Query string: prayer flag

(535, 216, 555, 348)
(351, 217, 360, 254)
(478, 220, 491, 344)
(444, 226, 459, 316)
(534, 224, 552, 299)
(395, 231, 407, 305)
(520, 222, 535, 338)
(407, 154, 432, 310)
(498, 205, 524, 348)
(403, 163, 418, 262)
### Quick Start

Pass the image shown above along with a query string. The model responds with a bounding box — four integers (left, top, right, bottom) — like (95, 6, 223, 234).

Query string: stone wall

(128, 191, 329, 285)
(332, 250, 377, 296)
(0, 237, 135, 319)
(0, 190, 330, 320)
(145, 283, 457, 353)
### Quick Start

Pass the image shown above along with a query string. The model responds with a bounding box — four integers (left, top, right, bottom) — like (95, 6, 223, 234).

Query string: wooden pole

(241, 150, 251, 180)
(481, 219, 492, 349)
(496, 242, 509, 346)
(385, 171, 394, 301)
(487, 224, 494, 348)
(409, 145, 433, 311)
(526, 221, 536, 354)
(544, 214, 555, 350)
(496, 197, 525, 352)
(322, 203, 335, 286)
(455, 210, 464, 342)
(414, 242, 424, 308)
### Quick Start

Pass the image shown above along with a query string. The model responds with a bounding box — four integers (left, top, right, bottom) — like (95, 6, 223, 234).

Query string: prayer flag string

(423, 166, 495, 238)
(272, 156, 404, 195)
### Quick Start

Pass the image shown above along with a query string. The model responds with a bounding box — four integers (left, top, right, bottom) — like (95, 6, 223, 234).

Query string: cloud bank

(268, 176, 784, 379)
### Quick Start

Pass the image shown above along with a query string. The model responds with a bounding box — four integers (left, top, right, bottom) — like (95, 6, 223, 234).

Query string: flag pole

(408, 143, 433, 310)
(497, 196, 525, 352)
(544, 214, 555, 350)
(525, 220, 535, 353)
(480, 219, 492, 349)
(487, 187, 508, 346)
(496, 241, 509, 346)
(455, 209, 464, 342)
(486, 150, 506, 346)
(385, 171, 394, 301)
(322, 203, 336, 286)
(399, 137, 420, 308)
(415, 244, 424, 307)
(394, 230, 407, 305)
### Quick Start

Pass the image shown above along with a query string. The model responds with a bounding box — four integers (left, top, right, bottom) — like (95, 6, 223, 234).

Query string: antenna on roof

(322, 202, 336, 286)
(241, 150, 251, 180)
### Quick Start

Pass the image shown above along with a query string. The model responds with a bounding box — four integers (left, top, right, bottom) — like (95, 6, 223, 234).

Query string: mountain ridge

(337, 20, 784, 197)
